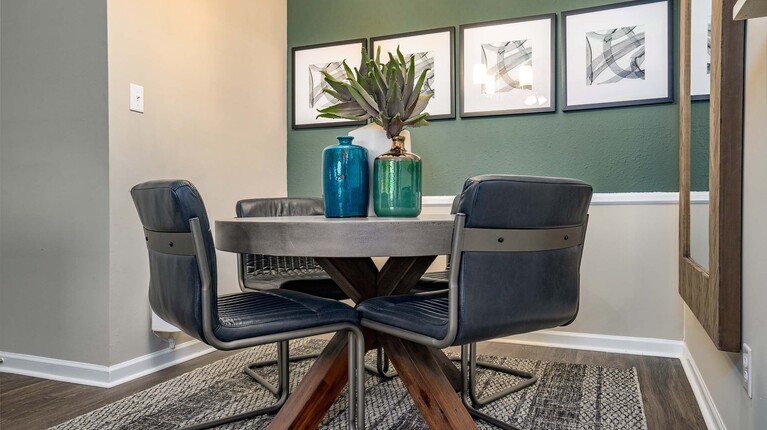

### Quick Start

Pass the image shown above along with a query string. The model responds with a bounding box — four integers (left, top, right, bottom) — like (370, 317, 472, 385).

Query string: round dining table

(215, 214, 479, 429)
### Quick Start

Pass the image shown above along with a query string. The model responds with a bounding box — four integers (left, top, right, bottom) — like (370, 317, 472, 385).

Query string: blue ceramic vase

(322, 136, 368, 217)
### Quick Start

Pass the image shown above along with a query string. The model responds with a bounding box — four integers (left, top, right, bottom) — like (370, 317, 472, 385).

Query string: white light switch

(130, 83, 144, 113)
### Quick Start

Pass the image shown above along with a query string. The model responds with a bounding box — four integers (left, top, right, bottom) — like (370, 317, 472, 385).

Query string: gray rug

(52, 339, 648, 429)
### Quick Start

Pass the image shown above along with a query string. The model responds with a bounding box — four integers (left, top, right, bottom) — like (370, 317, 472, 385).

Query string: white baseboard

(0, 340, 214, 388)
(494, 329, 685, 358)
(680, 344, 727, 430)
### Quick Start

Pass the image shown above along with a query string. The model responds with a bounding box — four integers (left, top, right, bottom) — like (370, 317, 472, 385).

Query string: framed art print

(371, 27, 455, 120)
(292, 39, 367, 129)
(562, 0, 673, 111)
(460, 14, 556, 117)
(691, 0, 712, 100)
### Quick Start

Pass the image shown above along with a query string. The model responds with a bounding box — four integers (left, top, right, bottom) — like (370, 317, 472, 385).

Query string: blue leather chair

(234, 198, 358, 387)
(131, 180, 365, 430)
(358, 175, 592, 430)
(235, 197, 347, 300)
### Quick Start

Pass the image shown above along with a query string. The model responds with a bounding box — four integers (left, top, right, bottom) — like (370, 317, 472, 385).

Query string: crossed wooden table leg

(267, 256, 477, 430)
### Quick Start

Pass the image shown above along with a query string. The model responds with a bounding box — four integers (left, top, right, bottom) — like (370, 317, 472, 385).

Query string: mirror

(689, 0, 712, 270)
(689, 104, 709, 270)
(679, 0, 744, 352)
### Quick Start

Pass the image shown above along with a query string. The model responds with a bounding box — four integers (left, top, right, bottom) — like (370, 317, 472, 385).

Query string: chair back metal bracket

(460, 224, 586, 253)
(143, 228, 196, 256)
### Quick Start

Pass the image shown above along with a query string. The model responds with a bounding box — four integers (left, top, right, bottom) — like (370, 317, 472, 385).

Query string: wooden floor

(0, 341, 706, 430)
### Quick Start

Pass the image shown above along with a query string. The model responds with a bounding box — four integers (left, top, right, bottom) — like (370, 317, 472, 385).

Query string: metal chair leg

(348, 329, 366, 430)
(459, 343, 538, 430)
(181, 341, 290, 430)
(244, 344, 320, 395)
(364, 347, 397, 379)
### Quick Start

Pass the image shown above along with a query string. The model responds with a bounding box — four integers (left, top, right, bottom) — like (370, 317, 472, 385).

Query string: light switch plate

(130, 83, 144, 113)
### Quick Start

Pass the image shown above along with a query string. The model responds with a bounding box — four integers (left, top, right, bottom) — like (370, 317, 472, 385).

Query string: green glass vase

(373, 135, 422, 217)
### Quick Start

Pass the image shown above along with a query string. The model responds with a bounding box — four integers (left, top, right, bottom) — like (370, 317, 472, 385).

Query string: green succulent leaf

(368, 71, 385, 110)
(386, 113, 404, 138)
(385, 79, 403, 118)
(322, 88, 350, 103)
(396, 46, 407, 67)
(346, 85, 380, 117)
(407, 92, 432, 117)
(407, 67, 430, 111)
(342, 61, 356, 81)
(316, 112, 369, 121)
(321, 71, 354, 100)
(359, 47, 370, 78)
(317, 101, 368, 117)
(403, 112, 429, 126)
(347, 78, 380, 115)
(402, 54, 416, 111)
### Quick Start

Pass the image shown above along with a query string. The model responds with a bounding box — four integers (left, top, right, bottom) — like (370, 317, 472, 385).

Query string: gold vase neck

(390, 135, 406, 153)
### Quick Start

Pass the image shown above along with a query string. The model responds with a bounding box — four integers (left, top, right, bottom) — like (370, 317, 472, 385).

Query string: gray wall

(0, 0, 110, 364)
(683, 17, 767, 428)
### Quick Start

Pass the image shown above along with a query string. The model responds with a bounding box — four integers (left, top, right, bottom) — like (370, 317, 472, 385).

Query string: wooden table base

(267, 256, 477, 430)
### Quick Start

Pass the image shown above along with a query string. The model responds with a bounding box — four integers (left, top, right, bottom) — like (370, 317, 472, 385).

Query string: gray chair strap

(144, 228, 196, 256)
(460, 224, 586, 253)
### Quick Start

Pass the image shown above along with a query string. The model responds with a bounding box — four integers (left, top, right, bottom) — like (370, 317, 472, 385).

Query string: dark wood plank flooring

(0, 342, 706, 430)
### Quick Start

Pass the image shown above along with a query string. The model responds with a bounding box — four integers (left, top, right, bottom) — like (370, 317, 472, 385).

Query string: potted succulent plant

(318, 47, 431, 217)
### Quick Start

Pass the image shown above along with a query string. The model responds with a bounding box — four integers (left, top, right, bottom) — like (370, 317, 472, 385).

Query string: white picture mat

(373, 31, 453, 117)
(462, 17, 554, 112)
(691, 0, 712, 97)
(294, 42, 364, 126)
(565, 1, 670, 106)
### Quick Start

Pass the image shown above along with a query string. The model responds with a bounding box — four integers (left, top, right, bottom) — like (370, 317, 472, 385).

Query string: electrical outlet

(130, 83, 144, 113)
(743, 343, 752, 398)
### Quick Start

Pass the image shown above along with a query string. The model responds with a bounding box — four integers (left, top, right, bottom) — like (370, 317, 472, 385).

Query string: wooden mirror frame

(679, 0, 744, 352)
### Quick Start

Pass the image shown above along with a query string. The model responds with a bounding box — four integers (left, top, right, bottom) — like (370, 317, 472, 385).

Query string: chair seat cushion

(358, 291, 449, 340)
(214, 289, 358, 342)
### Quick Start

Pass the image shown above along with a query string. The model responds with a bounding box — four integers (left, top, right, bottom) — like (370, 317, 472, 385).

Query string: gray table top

(215, 214, 455, 257)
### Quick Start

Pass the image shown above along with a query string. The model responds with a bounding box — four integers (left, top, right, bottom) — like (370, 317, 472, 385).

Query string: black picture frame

(370, 27, 456, 121)
(459, 14, 557, 118)
(291, 38, 368, 130)
(562, 0, 674, 111)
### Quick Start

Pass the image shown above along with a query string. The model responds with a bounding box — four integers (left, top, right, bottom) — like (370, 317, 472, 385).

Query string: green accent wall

(287, 0, 709, 196)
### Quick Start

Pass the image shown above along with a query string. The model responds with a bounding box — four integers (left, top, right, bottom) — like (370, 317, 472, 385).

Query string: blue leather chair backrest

(236, 197, 324, 218)
(130, 179, 217, 342)
(453, 175, 593, 345)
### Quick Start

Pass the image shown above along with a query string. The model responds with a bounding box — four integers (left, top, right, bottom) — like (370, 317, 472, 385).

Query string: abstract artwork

(585, 26, 646, 85)
(460, 14, 555, 117)
(481, 40, 534, 93)
(372, 27, 455, 120)
(563, 0, 672, 111)
(691, 0, 712, 99)
(292, 39, 367, 129)
(308, 62, 344, 109)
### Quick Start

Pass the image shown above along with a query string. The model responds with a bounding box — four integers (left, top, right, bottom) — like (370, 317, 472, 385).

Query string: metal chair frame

(362, 213, 588, 429)
(143, 218, 365, 430)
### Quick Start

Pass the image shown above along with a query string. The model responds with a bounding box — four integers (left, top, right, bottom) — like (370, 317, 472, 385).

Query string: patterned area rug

(52, 339, 647, 429)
